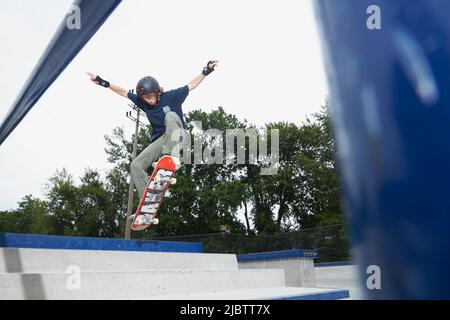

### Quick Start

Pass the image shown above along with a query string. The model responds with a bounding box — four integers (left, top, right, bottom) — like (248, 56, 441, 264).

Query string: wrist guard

(202, 61, 215, 76)
(95, 76, 110, 88)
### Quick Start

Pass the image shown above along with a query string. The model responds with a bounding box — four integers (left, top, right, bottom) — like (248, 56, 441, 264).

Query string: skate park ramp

(0, 233, 350, 300)
(315, 262, 363, 300)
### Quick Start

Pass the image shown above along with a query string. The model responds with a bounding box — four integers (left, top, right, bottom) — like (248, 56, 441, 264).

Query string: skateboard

(130, 155, 177, 231)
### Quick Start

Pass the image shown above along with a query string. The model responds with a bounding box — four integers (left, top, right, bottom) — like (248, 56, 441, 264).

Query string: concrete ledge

(238, 249, 318, 287)
(0, 233, 202, 253)
(314, 264, 363, 299)
(0, 248, 238, 273)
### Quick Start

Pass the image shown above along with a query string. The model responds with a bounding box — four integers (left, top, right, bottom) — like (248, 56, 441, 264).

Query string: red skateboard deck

(130, 155, 177, 231)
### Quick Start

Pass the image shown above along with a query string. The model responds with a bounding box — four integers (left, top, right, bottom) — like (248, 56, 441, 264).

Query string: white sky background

(0, 0, 328, 211)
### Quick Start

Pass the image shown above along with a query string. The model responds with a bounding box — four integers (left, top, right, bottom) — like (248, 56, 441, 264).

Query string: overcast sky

(0, 0, 328, 211)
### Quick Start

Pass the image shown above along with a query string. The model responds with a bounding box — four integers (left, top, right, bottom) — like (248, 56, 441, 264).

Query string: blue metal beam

(0, 0, 122, 145)
(315, 0, 450, 299)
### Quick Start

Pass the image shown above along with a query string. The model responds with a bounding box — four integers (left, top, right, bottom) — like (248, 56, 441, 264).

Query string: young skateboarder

(87, 60, 218, 213)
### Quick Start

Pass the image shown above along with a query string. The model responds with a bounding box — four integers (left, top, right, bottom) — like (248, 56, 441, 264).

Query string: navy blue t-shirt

(127, 85, 189, 142)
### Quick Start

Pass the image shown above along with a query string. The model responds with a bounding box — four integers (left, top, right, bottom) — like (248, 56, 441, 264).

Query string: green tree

(103, 107, 249, 238)
(0, 196, 52, 234)
(42, 168, 125, 237)
(0, 103, 345, 256)
(44, 169, 79, 236)
(239, 104, 343, 234)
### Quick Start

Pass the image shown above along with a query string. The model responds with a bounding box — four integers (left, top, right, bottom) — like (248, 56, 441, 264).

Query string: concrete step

(0, 269, 285, 300)
(140, 286, 351, 300)
(0, 248, 238, 273)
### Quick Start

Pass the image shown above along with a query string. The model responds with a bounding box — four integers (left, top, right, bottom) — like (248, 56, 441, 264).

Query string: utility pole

(124, 89, 146, 239)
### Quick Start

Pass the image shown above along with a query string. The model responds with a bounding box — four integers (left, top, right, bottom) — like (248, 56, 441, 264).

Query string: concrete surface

(0, 248, 237, 273)
(141, 286, 350, 300)
(239, 258, 316, 287)
(314, 264, 364, 300)
(0, 269, 285, 300)
(1, 245, 353, 300)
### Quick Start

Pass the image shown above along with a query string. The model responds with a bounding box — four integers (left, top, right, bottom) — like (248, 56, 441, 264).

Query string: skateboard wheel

(170, 178, 177, 185)
(152, 218, 159, 225)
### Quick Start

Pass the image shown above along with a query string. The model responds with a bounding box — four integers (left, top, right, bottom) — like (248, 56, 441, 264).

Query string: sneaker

(142, 214, 154, 224)
(132, 213, 154, 225)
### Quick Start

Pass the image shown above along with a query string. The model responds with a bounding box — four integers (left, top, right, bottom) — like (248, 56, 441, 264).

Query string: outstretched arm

(86, 72, 128, 98)
(188, 60, 219, 91)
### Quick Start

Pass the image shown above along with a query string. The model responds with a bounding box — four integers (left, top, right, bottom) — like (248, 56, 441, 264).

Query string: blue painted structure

(314, 261, 354, 268)
(0, 233, 203, 253)
(314, 0, 450, 299)
(237, 249, 319, 263)
(0, 0, 122, 145)
(266, 290, 350, 301)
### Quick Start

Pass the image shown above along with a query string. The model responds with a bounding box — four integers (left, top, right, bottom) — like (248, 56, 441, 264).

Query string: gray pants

(130, 112, 185, 197)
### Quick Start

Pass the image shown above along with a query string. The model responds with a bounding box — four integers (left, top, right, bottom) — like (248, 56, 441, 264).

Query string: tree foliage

(0, 103, 344, 245)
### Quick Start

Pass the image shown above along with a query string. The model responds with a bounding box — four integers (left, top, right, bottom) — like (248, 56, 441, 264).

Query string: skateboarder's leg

(161, 112, 186, 156)
(130, 139, 164, 197)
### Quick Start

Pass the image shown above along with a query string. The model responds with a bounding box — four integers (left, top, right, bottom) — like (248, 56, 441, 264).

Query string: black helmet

(136, 76, 160, 97)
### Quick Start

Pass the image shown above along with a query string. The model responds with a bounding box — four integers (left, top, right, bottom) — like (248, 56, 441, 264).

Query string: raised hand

(208, 60, 219, 69)
(86, 72, 109, 88)
(86, 72, 99, 83)
(202, 60, 219, 76)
